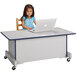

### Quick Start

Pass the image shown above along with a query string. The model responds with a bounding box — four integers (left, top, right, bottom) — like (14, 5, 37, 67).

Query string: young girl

(21, 4, 36, 30)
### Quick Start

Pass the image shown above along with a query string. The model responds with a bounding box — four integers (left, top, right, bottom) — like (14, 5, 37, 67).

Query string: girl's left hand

(28, 27, 32, 30)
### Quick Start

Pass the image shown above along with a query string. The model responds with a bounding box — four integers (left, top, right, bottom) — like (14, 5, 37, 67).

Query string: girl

(21, 4, 36, 30)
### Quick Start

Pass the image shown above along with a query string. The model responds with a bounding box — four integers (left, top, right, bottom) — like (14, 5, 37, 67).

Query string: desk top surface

(1, 27, 76, 40)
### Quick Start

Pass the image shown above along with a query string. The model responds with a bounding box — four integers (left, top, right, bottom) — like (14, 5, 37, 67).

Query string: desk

(1, 27, 76, 70)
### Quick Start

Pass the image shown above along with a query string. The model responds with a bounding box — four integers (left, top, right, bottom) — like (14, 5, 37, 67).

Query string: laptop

(28, 18, 57, 33)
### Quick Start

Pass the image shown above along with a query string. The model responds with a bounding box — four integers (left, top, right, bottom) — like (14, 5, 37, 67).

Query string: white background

(0, 0, 76, 75)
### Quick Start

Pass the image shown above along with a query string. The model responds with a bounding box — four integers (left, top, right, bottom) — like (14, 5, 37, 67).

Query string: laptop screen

(34, 18, 57, 32)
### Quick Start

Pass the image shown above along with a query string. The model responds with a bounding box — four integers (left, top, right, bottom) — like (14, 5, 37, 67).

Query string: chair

(16, 18, 22, 30)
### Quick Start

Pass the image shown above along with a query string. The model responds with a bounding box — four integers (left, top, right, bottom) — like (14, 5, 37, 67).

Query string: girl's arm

(22, 19, 32, 30)
(34, 20, 37, 25)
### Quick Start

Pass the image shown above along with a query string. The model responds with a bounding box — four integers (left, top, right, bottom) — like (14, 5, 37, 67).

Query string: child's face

(26, 8, 33, 17)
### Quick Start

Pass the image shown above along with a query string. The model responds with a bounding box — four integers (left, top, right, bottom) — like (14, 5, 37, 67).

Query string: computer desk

(1, 27, 76, 70)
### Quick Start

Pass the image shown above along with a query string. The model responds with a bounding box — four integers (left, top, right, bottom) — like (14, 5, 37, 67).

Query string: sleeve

(22, 16, 26, 20)
(33, 16, 36, 21)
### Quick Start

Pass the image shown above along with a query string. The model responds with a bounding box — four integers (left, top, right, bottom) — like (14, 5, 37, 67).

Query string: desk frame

(1, 32, 75, 70)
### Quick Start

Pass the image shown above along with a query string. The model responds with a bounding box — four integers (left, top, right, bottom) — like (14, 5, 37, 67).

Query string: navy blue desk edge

(0, 32, 76, 40)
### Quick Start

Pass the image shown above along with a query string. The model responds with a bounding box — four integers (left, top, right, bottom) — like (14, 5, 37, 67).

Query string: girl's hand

(28, 27, 32, 30)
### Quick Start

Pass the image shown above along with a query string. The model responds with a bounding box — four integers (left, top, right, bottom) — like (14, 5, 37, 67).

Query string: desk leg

(4, 40, 17, 70)
(66, 35, 72, 62)
(12, 40, 17, 70)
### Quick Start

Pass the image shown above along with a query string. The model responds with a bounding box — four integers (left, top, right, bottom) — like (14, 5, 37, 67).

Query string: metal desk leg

(12, 40, 16, 70)
(4, 40, 17, 70)
(66, 35, 72, 62)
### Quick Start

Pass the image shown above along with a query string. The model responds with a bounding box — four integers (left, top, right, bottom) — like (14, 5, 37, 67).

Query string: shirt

(22, 16, 35, 30)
